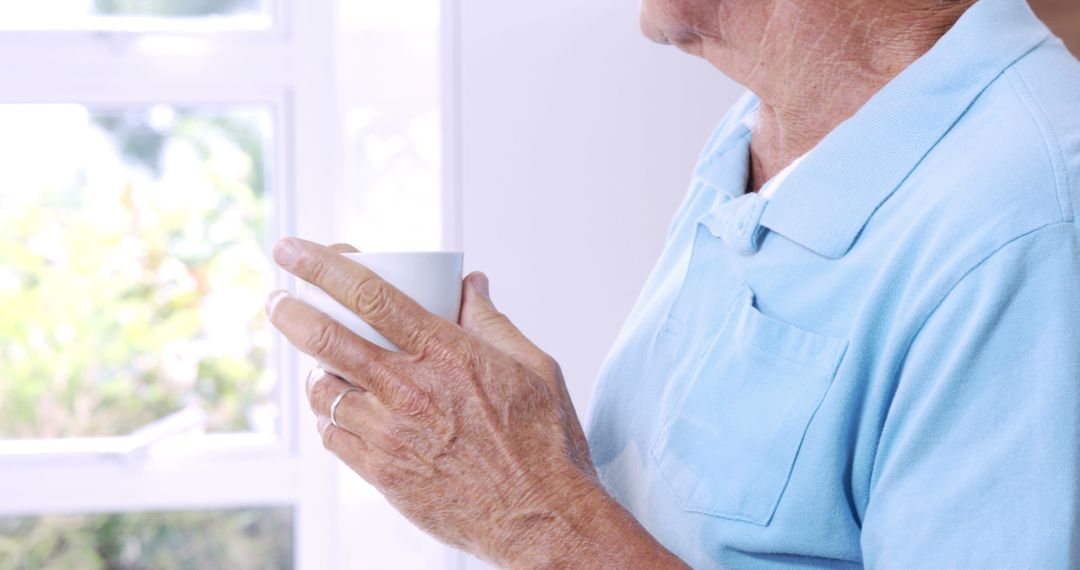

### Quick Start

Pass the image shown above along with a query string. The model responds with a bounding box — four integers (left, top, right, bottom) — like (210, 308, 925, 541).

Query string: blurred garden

(0, 104, 276, 440)
(0, 74, 291, 570)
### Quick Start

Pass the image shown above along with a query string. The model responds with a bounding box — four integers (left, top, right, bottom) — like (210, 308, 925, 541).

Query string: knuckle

(397, 326, 428, 355)
(538, 354, 563, 380)
(380, 376, 433, 417)
(396, 385, 433, 418)
(429, 334, 472, 366)
(348, 276, 393, 319)
(476, 308, 511, 330)
(381, 430, 409, 455)
(306, 321, 339, 358)
(357, 357, 388, 388)
(419, 337, 455, 365)
(305, 249, 334, 283)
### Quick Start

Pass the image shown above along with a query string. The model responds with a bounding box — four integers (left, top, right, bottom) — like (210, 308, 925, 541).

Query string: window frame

(0, 0, 465, 565)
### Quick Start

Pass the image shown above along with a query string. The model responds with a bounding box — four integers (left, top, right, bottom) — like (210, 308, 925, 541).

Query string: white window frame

(0, 1, 463, 567)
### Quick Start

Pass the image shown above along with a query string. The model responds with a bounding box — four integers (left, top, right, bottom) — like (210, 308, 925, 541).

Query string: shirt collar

(705, 0, 1051, 259)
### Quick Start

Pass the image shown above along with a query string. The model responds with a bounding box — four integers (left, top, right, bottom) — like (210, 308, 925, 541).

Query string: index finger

(273, 237, 458, 354)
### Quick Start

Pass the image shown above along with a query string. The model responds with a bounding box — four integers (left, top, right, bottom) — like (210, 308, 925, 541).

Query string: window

(0, 1, 456, 568)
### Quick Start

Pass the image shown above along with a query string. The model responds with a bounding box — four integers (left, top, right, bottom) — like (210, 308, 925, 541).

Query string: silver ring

(329, 387, 361, 427)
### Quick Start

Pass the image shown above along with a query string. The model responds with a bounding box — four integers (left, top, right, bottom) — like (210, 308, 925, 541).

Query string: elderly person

(265, 0, 1080, 567)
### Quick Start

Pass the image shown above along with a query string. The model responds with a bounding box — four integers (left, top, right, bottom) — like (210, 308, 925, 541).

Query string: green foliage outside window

(0, 105, 288, 566)
(0, 509, 293, 570)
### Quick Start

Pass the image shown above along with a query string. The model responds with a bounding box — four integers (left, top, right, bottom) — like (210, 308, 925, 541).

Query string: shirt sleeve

(860, 223, 1080, 568)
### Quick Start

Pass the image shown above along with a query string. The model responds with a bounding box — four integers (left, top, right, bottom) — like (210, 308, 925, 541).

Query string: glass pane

(342, 106, 442, 251)
(0, 104, 277, 439)
(0, 0, 270, 29)
(337, 0, 443, 250)
(0, 508, 292, 569)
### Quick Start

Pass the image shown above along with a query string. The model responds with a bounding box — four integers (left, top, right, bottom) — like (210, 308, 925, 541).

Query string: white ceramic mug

(297, 251, 464, 351)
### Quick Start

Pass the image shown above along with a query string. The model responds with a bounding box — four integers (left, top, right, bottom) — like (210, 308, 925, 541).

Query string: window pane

(0, 508, 292, 569)
(337, 0, 443, 250)
(0, 104, 277, 439)
(0, 0, 270, 29)
(342, 106, 442, 251)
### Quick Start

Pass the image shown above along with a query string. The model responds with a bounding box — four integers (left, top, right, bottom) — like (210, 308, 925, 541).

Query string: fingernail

(473, 272, 490, 299)
(273, 238, 301, 267)
(265, 289, 290, 316)
(305, 365, 324, 392)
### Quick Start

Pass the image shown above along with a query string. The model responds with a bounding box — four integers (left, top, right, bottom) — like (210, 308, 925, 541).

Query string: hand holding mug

(264, 238, 604, 566)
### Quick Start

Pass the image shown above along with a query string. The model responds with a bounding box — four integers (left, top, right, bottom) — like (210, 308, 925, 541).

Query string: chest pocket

(650, 281, 848, 526)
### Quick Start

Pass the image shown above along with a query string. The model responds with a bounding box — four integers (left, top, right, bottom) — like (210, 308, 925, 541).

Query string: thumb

(459, 272, 545, 366)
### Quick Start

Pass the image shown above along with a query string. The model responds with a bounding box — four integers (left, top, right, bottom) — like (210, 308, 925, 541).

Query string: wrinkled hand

(264, 238, 602, 566)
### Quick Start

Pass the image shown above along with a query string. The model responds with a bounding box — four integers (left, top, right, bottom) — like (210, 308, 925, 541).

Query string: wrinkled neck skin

(683, 1, 977, 192)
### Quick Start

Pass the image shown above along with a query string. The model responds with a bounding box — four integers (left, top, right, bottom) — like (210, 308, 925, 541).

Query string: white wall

(457, 0, 743, 413)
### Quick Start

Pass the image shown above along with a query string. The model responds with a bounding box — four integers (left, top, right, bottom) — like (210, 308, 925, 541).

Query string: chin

(639, 2, 671, 44)
(641, 24, 670, 44)
(639, 22, 664, 43)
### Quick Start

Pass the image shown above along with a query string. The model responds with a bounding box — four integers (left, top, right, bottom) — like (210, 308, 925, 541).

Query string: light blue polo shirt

(585, 0, 1080, 567)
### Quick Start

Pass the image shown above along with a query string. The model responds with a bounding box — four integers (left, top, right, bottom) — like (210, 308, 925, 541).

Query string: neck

(721, 1, 976, 192)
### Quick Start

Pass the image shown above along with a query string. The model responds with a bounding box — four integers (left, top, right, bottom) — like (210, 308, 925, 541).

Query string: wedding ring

(329, 387, 361, 427)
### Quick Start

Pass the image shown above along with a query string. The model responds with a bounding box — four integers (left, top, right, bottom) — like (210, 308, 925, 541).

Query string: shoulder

(866, 41, 1080, 336)
(943, 37, 1080, 227)
(1001, 37, 1080, 222)
(897, 38, 1080, 269)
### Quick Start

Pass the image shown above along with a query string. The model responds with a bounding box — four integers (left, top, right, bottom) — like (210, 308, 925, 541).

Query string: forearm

(499, 470, 688, 569)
